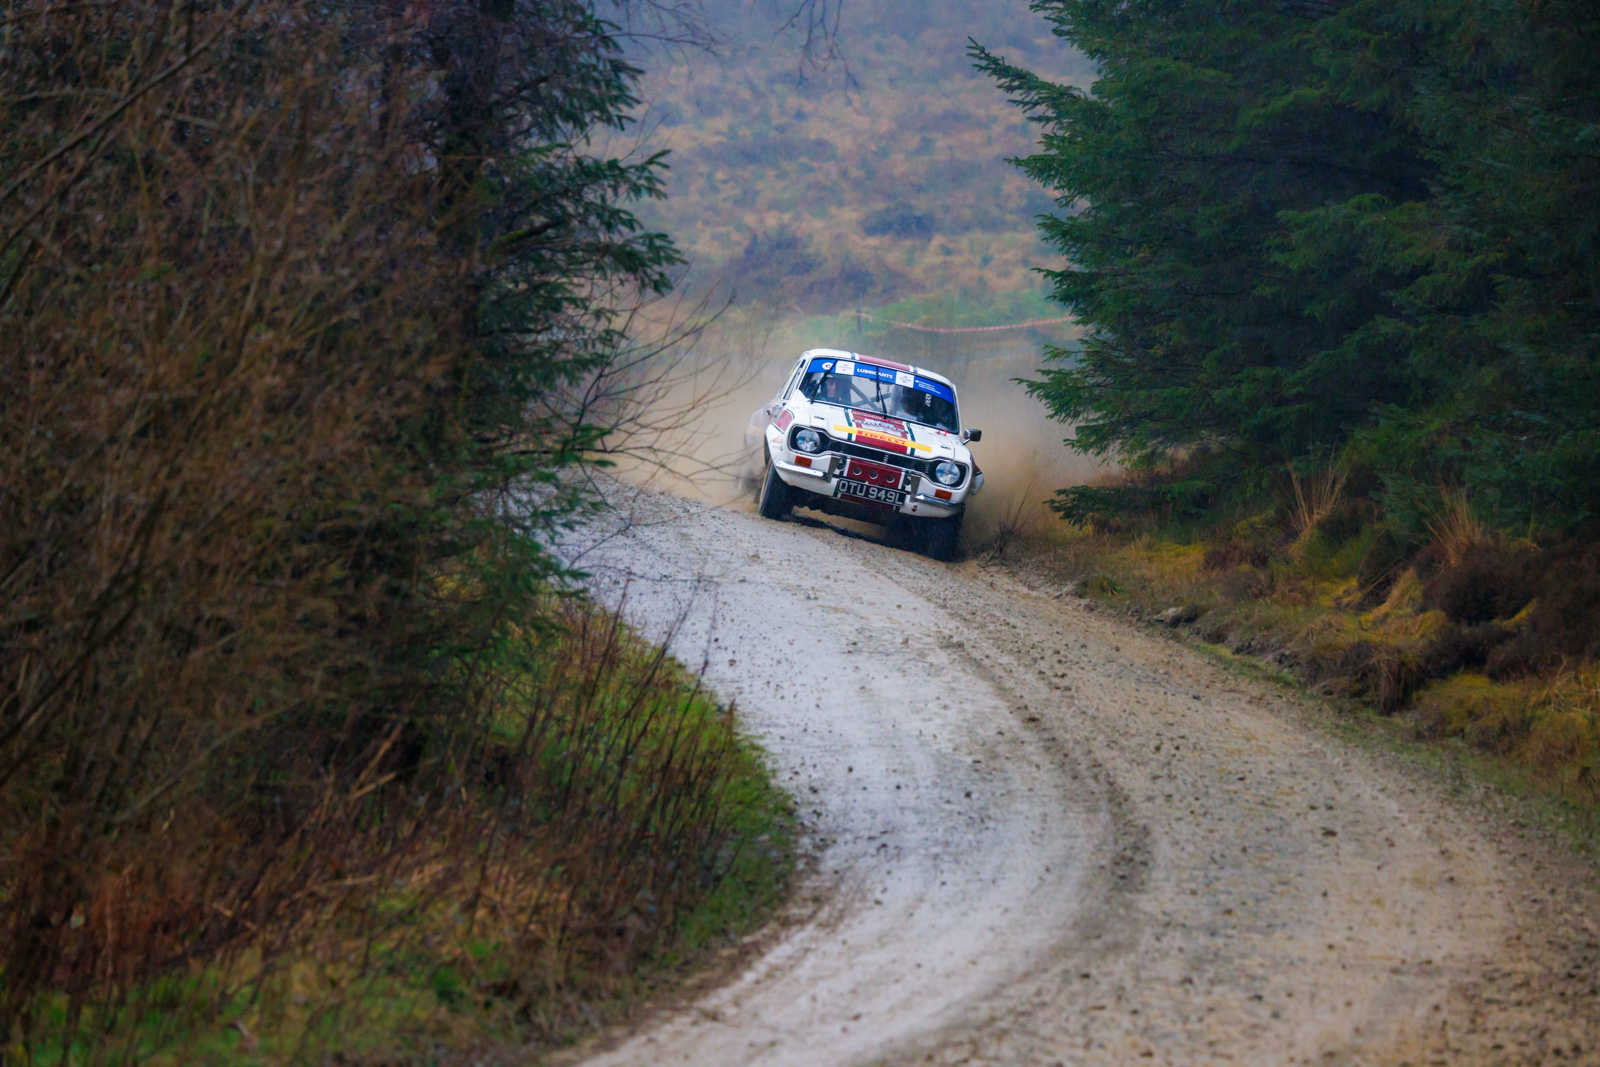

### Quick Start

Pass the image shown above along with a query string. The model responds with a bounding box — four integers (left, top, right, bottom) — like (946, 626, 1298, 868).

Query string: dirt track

(558, 488, 1600, 1067)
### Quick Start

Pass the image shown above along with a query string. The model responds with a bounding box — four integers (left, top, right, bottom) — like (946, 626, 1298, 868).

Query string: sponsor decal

(912, 375, 955, 403)
(835, 410, 932, 454)
(834, 425, 930, 452)
(803, 357, 958, 405)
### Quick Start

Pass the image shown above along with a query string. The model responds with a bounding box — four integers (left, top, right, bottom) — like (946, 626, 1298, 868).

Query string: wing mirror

(962, 428, 982, 443)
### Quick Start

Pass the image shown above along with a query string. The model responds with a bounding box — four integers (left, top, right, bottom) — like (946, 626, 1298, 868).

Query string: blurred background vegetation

(622, 0, 1094, 314)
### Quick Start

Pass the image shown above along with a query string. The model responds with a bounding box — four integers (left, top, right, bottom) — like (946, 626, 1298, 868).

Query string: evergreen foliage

(976, 0, 1600, 533)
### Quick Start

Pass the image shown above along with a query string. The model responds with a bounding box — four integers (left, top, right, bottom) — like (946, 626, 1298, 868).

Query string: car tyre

(923, 513, 963, 561)
(757, 454, 792, 520)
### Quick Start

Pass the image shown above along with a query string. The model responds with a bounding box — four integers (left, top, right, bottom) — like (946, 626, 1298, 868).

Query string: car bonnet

(794, 395, 968, 462)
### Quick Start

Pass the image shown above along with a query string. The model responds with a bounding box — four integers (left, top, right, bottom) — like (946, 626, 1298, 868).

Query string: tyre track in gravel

(556, 488, 1600, 1067)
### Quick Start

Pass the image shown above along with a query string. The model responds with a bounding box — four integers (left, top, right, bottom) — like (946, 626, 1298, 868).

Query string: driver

(819, 373, 853, 407)
(895, 385, 934, 423)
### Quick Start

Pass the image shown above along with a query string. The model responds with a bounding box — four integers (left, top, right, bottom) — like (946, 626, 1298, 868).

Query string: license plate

(835, 478, 905, 507)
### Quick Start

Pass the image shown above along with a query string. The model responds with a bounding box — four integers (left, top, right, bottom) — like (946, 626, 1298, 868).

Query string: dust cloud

(946, 346, 1110, 546)
(606, 308, 1109, 549)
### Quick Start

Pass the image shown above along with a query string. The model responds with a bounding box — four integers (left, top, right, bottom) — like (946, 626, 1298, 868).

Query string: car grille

(831, 439, 935, 476)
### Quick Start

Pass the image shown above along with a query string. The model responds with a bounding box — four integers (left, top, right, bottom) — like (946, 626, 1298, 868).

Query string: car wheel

(757, 454, 792, 520)
(923, 513, 962, 561)
(888, 516, 920, 552)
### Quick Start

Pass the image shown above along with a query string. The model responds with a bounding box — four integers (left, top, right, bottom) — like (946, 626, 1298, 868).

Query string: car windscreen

(796, 358, 959, 433)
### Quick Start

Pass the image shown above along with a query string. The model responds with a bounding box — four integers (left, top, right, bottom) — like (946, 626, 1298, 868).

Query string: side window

(781, 359, 806, 400)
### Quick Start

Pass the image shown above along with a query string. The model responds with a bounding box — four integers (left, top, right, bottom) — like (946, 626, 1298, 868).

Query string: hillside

(625, 0, 1095, 315)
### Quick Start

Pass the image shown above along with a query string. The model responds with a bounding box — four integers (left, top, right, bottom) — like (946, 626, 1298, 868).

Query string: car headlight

(932, 460, 963, 487)
(793, 428, 824, 454)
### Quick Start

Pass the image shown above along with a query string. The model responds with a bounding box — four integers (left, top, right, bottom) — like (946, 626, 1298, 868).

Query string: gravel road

(558, 487, 1600, 1067)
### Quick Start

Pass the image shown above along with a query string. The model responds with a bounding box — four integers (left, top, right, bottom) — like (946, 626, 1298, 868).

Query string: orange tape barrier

(790, 305, 1076, 334)
(854, 311, 1074, 334)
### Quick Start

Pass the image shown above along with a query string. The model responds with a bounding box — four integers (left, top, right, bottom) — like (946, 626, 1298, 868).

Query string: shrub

(1421, 541, 1540, 624)
(1419, 621, 1513, 677)
(1484, 545, 1600, 678)
(1341, 641, 1424, 713)
(0, 1, 706, 1060)
(1523, 545, 1600, 663)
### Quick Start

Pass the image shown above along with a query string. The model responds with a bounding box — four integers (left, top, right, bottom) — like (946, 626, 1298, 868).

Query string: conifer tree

(979, 0, 1599, 533)
(975, 1, 1427, 513)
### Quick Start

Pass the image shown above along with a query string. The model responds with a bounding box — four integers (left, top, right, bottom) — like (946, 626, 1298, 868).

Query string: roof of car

(800, 348, 955, 390)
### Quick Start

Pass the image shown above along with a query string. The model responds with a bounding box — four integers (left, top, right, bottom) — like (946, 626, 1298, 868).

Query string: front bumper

(769, 441, 971, 519)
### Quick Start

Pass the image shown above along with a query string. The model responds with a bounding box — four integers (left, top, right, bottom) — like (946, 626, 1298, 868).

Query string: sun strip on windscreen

(806, 357, 955, 404)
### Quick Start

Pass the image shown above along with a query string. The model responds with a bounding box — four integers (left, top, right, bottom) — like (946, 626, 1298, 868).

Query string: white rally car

(748, 348, 983, 560)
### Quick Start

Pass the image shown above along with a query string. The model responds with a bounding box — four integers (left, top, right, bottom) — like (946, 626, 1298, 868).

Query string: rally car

(747, 348, 983, 560)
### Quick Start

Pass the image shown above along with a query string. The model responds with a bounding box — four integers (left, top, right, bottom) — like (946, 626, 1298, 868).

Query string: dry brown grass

(1424, 484, 1491, 565)
(1287, 462, 1349, 543)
